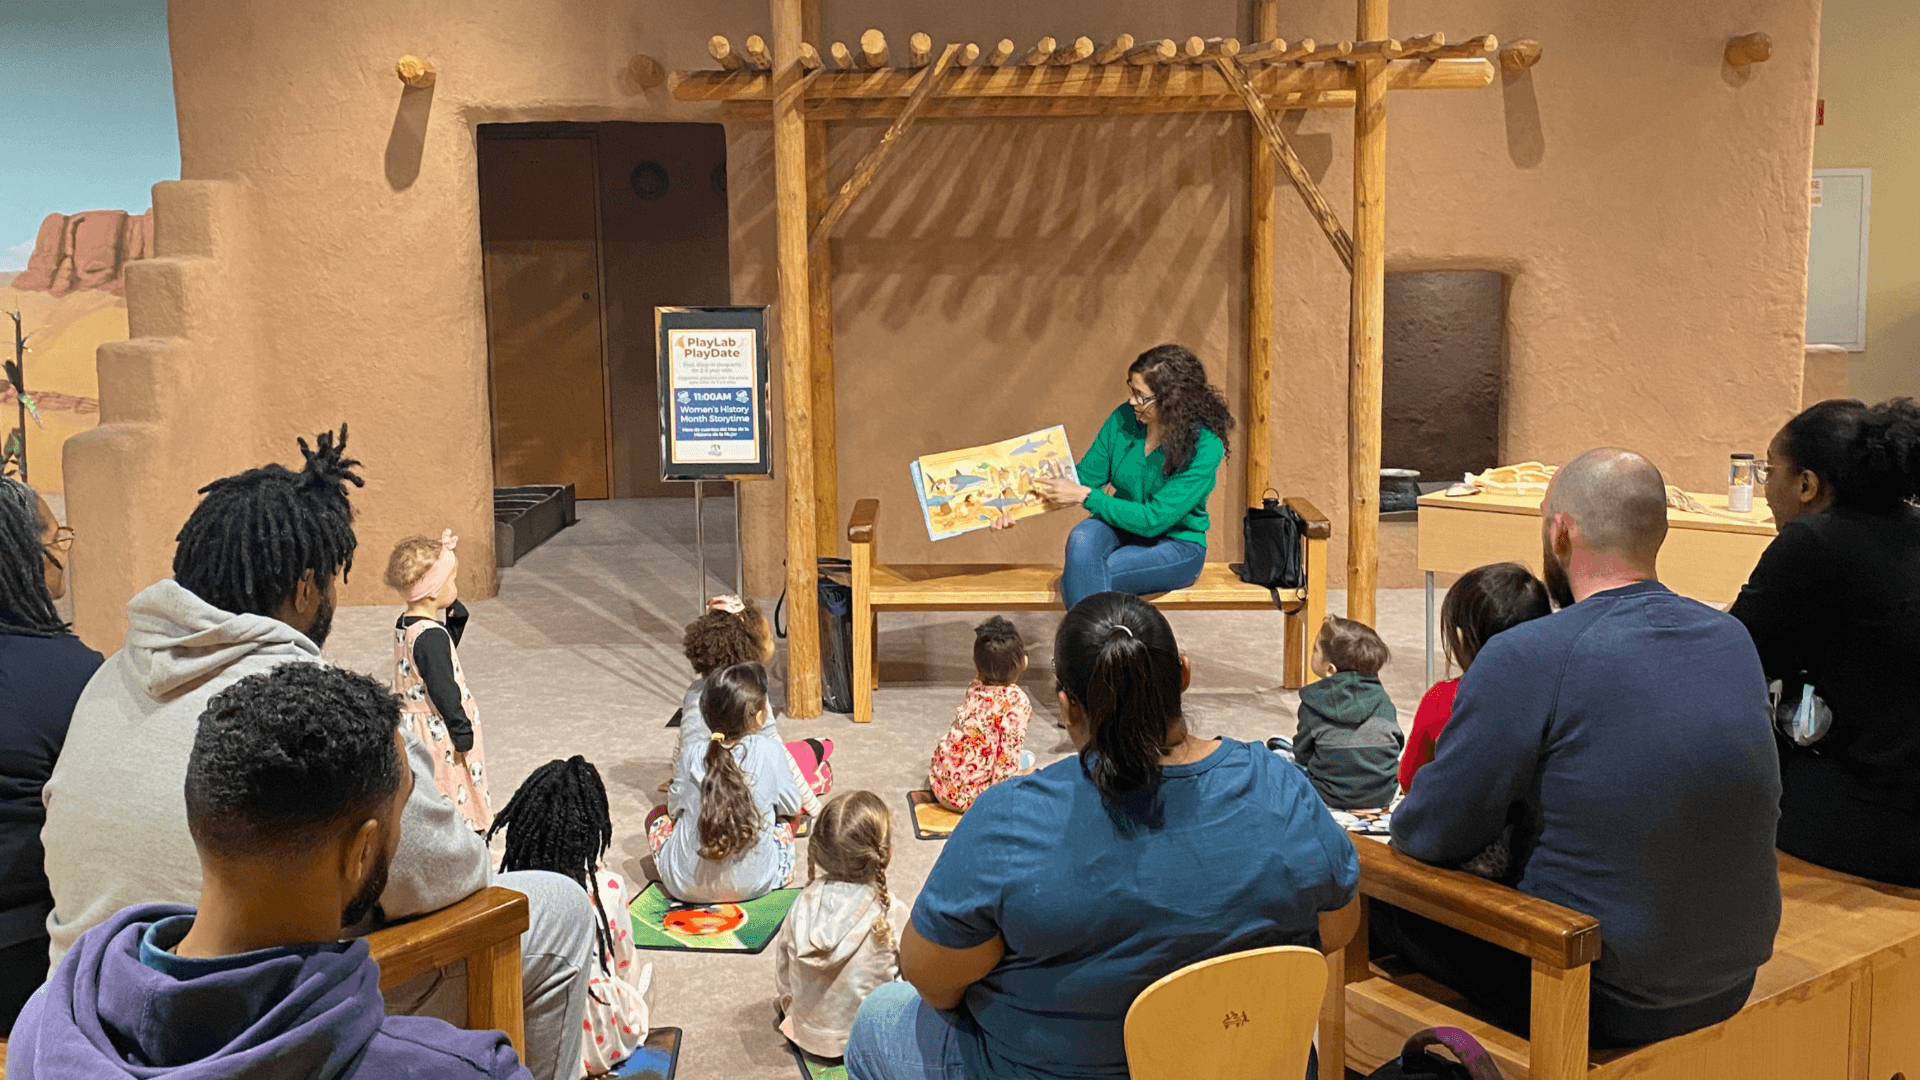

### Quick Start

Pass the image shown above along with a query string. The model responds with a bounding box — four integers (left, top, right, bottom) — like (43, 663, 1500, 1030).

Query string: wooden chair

(1341, 838, 1920, 1080)
(366, 885, 531, 1060)
(846, 496, 1332, 723)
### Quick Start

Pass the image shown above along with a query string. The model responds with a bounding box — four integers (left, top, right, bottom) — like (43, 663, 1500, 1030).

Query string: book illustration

(910, 426, 1079, 541)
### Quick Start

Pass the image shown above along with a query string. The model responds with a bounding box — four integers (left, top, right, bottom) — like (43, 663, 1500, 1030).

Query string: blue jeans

(845, 982, 973, 1080)
(1060, 517, 1206, 609)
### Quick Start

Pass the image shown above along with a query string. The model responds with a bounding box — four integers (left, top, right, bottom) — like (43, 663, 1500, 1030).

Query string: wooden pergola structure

(673, 0, 1507, 718)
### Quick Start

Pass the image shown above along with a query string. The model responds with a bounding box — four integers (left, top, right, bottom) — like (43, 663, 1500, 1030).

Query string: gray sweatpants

(384, 869, 595, 1080)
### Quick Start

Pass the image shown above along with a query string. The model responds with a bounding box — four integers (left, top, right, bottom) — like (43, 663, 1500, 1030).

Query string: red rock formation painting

(12, 210, 154, 297)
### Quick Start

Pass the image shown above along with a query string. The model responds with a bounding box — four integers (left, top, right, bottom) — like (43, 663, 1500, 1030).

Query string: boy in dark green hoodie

(1292, 615, 1403, 809)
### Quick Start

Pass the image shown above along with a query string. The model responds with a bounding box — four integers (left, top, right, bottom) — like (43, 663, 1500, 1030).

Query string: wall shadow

(385, 84, 434, 190)
(1502, 70, 1545, 169)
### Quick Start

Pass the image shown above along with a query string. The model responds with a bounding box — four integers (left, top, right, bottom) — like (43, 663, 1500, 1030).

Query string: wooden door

(478, 135, 611, 498)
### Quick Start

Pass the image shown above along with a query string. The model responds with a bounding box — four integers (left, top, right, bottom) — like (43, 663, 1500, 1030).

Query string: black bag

(772, 558, 856, 715)
(1364, 1027, 1506, 1080)
(1240, 490, 1306, 591)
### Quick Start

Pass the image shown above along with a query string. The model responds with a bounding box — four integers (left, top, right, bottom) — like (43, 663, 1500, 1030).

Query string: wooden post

(908, 32, 933, 67)
(1246, 0, 1278, 507)
(803, 0, 837, 559)
(1347, 0, 1389, 625)
(771, 0, 823, 716)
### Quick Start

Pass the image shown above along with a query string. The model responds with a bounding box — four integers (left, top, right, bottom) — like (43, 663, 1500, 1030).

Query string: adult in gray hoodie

(39, 429, 592, 1080)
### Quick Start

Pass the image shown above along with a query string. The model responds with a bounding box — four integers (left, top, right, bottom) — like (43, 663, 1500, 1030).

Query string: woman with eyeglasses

(997, 344, 1235, 608)
(0, 476, 102, 1028)
(1729, 397, 1920, 887)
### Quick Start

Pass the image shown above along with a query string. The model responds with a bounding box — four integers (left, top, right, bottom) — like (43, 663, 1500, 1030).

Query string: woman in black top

(1729, 398, 1920, 886)
(0, 479, 103, 1027)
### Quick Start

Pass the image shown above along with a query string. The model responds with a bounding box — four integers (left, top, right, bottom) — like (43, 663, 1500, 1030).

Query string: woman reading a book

(997, 343, 1234, 608)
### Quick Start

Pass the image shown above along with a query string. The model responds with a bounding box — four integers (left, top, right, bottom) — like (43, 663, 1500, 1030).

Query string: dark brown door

(478, 135, 612, 498)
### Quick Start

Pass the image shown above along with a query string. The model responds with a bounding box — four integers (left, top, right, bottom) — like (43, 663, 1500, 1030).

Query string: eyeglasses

(1752, 461, 1772, 484)
(44, 525, 73, 569)
(1127, 391, 1157, 407)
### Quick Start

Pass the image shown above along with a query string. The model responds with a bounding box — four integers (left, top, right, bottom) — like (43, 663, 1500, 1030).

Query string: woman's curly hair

(1129, 344, 1234, 476)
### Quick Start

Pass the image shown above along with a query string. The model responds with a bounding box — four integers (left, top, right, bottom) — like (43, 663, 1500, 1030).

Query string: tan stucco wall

(64, 0, 1820, 646)
(1815, 0, 1919, 403)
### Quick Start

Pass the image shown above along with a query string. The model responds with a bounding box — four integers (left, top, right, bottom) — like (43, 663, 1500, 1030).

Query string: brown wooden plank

(1356, 838, 1601, 969)
(869, 562, 1302, 609)
(367, 886, 530, 990)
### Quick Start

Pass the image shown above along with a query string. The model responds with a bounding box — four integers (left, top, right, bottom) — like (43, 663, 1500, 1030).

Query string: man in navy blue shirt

(1386, 448, 1781, 1046)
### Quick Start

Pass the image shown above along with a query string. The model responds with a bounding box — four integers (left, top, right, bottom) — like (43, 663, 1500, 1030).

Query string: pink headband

(407, 530, 458, 602)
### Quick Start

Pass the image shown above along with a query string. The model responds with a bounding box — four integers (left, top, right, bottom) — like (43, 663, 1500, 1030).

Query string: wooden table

(1416, 489, 1777, 684)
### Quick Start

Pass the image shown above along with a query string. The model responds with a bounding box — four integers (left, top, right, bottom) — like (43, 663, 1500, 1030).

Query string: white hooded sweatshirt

(773, 878, 909, 1058)
(41, 580, 490, 968)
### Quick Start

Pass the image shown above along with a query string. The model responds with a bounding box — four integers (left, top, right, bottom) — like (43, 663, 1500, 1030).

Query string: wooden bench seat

(1338, 838, 1920, 1080)
(846, 496, 1330, 723)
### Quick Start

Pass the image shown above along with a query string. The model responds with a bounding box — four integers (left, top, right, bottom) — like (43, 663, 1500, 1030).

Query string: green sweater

(1076, 404, 1223, 545)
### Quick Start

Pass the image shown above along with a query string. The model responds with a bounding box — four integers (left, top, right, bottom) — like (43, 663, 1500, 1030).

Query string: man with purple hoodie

(5, 663, 531, 1079)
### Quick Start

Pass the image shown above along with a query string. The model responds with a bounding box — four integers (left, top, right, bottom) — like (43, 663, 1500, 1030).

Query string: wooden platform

(1343, 841, 1920, 1080)
(846, 497, 1330, 722)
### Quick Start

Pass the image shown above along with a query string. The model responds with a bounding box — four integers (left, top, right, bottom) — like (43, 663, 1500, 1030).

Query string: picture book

(910, 425, 1079, 541)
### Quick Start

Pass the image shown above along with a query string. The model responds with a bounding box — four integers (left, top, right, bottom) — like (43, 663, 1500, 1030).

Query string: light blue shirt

(658, 732, 805, 903)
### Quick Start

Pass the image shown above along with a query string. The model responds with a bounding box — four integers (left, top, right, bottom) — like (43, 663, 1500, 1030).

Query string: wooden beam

(743, 34, 773, 70)
(1303, 40, 1354, 61)
(1051, 35, 1095, 65)
(955, 41, 982, 67)
(1246, 0, 1278, 508)
(1401, 32, 1444, 54)
(1348, 0, 1389, 626)
(802, 0, 836, 561)
(1348, 38, 1404, 60)
(1185, 36, 1241, 61)
(672, 56, 1496, 102)
(1433, 34, 1499, 61)
(1126, 38, 1180, 64)
(908, 32, 932, 68)
(809, 43, 963, 256)
(859, 28, 889, 69)
(1239, 37, 1291, 64)
(770, 0, 822, 716)
(984, 38, 1015, 67)
(710, 35, 746, 70)
(1218, 57, 1354, 272)
(782, 88, 1358, 121)
(1092, 34, 1135, 65)
(626, 53, 665, 88)
(828, 41, 853, 69)
(1498, 38, 1540, 71)
(797, 42, 822, 71)
(1273, 38, 1317, 62)
(1725, 32, 1772, 66)
(1020, 37, 1057, 66)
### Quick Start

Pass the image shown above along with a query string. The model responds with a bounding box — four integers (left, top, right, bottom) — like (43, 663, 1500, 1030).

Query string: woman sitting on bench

(995, 343, 1234, 608)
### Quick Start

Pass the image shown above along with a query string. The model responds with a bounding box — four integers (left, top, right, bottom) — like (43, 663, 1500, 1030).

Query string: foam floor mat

(905, 790, 961, 840)
(628, 882, 800, 953)
(612, 1026, 682, 1079)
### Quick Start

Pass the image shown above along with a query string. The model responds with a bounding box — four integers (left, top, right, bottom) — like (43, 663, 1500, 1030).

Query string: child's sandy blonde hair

(809, 790, 895, 948)
(384, 535, 444, 594)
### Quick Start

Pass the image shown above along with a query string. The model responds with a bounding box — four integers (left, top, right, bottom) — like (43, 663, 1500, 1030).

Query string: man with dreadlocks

(39, 427, 595, 1080)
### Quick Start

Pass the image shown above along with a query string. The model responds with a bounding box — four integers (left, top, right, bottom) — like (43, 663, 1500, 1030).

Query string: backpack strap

(1401, 1027, 1505, 1080)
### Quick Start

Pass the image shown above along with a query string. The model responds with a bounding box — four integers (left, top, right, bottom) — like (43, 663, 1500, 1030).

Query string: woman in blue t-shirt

(844, 592, 1358, 1080)
(1001, 344, 1234, 608)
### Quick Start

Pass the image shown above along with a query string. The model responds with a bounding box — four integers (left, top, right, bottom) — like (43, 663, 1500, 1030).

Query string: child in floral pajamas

(928, 617, 1034, 812)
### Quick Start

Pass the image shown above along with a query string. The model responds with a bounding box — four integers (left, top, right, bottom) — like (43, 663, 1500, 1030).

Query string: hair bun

(298, 424, 366, 491)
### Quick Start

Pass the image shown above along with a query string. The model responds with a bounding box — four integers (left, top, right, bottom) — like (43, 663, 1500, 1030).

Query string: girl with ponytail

(773, 790, 907, 1061)
(844, 592, 1358, 1080)
(649, 662, 808, 902)
(1732, 396, 1920, 887)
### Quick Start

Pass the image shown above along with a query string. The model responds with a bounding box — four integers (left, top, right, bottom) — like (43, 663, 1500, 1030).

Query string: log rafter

(809, 43, 964, 255)
(1217, 56, 1355, 272)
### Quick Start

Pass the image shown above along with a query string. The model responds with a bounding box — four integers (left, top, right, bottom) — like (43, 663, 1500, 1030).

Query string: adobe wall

(66, 0, 1820, 646)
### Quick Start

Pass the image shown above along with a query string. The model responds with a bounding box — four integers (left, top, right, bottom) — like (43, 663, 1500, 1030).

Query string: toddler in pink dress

(386, 530, 491, 832)
(928, 617, 1034, 812)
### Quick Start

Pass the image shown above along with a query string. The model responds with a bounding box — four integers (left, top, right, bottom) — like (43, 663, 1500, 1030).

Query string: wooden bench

(367, 885, 531, 1060)
(1336, 838, 1920, 1080)
(846, 496, 1331, 723)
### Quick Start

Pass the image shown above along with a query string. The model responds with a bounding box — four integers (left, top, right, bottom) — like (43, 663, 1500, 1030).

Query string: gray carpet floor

(319, 498, 1440, 1079)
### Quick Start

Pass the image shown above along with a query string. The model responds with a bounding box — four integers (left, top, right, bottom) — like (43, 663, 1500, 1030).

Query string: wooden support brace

(829, 41, 853, 69)
(1273, 38, 1317, 62)
(859, 28, 889, 69)
(1217, 56, 1355, 273)
(985, 38, 1015, 67)
(710, 36, 746, 70)
(1432, 34, 1499, 60)
(1239, 38, 1291, 63)
(1021, 37, 1057, 66)
(809, 43, 963, 256)
(1051, 35, 1095, 65)
(744, 34, 773, 70)
(1185, 36, 1241, 61)
(1725, 32, 1772, 66)
(797, 42, 822, 71)
(908, 32, 932, 68)
(1498, 37, 1539, 71)
(1401, 32, 1444, 54)
(1303, 40, 1354, 61)
(1126, 38, 1180, 64)
(1348, 39, 1404, 60)
(1092, 34, 1134, 65)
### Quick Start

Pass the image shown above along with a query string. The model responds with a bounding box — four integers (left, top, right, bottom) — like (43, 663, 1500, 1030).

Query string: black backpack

(1239, 491, 1306, 592)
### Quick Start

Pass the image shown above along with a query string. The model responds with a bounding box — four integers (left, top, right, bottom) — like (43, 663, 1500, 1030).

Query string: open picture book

(909, 425, 1079, 541)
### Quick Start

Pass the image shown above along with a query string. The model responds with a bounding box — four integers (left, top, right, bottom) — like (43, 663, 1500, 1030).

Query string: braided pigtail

(488, 756, 616, 975)
(810, 790, 896, 951)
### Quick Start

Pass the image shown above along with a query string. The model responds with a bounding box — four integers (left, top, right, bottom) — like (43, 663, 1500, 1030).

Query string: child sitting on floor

(489, 756, 652, 1078)
(678, 595, 831, 810)
(1401, 562, 1553, 793)
(928, 616, 1035, 812)
(773, 790, 908, 1062)
(386, 530, 492, 832)
(652, 662, 808, 903)
(1290, 615, 1403, 810)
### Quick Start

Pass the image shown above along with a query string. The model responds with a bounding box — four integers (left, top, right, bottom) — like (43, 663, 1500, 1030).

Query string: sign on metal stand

(656, 306, 771, 611)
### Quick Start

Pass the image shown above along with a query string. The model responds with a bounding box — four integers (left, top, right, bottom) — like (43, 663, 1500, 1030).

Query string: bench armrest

(367, 885, 530, 989)
(1355, 839, 1600, 969)
(849, 499, 879, 545)
(1284, 496, 1332, 540)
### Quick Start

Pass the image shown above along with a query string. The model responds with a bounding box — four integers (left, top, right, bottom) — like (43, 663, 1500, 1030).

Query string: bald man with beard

(1384, 448, 1782, 1047)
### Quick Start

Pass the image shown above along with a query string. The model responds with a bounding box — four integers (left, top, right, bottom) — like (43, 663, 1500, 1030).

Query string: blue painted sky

(0, 0, 177, 270)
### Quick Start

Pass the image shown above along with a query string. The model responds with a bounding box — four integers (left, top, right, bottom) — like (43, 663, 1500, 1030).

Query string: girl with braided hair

(995, 344, 1235, 608)
(650, 662, 808, 903)
(490, 757, 652, 1077)
(773, 790, 907, 1062)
